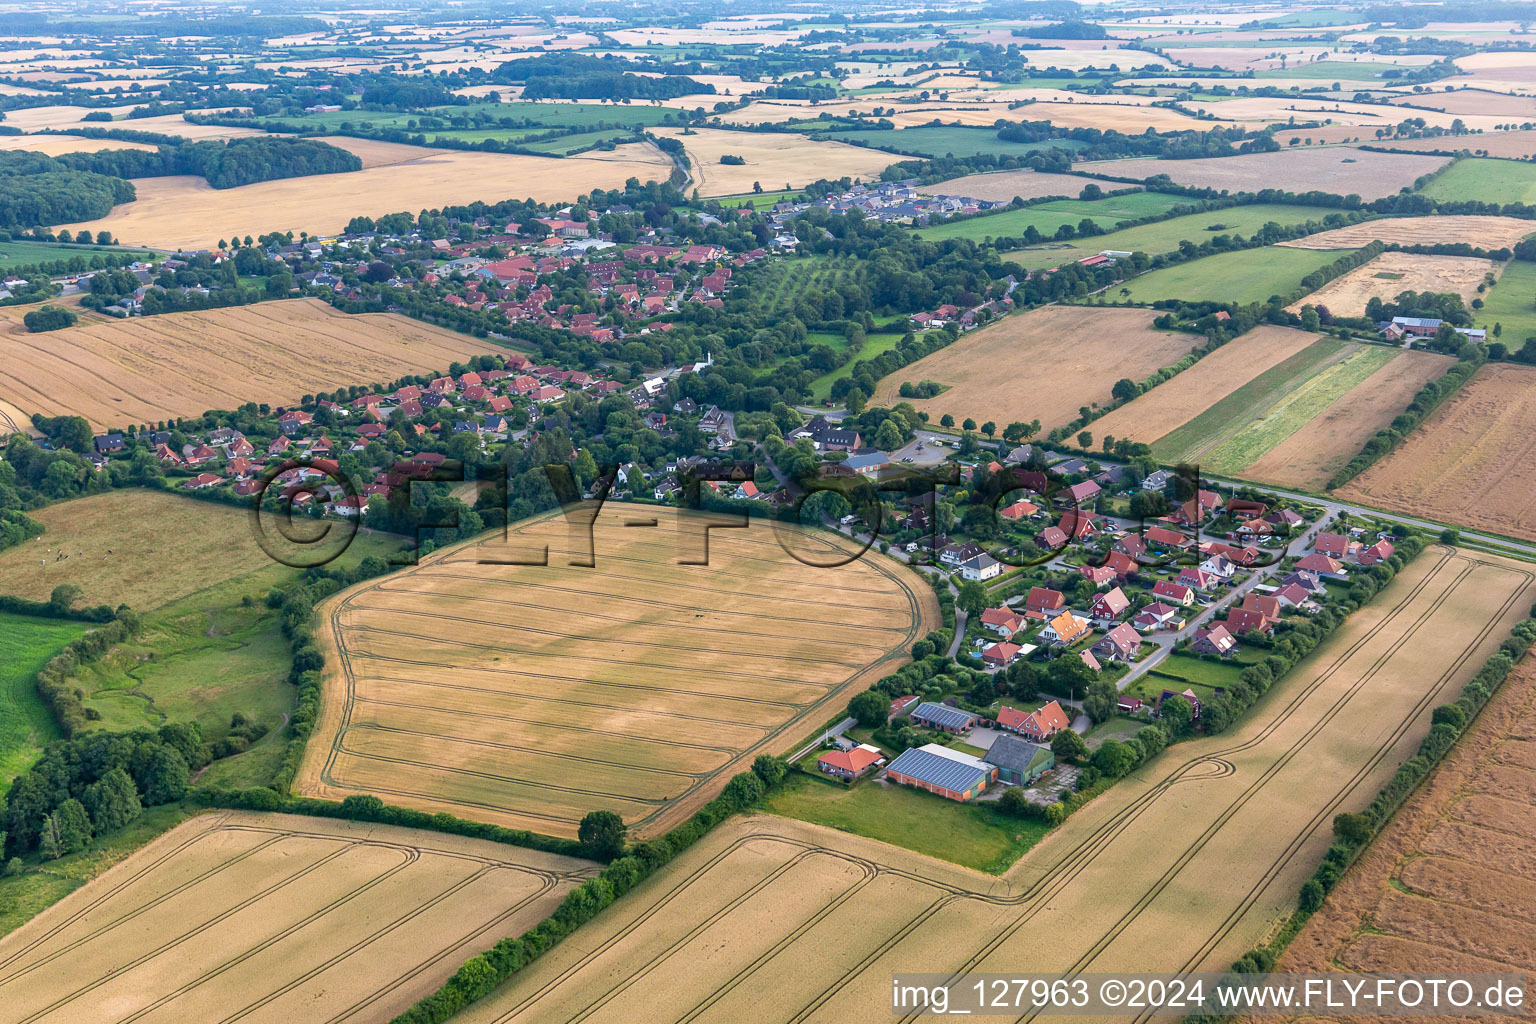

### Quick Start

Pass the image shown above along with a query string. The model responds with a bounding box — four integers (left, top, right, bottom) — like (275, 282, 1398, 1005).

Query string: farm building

(818, 744, 885, 781)
(884, 744, 997, 801)
(983, 735, 1054, 786)
(910, 701, 979, 735)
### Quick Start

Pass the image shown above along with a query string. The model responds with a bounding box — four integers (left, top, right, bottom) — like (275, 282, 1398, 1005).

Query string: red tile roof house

(817, 744, 884, 781)
(1177, 566, 1218, 592)
(1356, 538, 1396, 566)
(982, 641, 1024, 668)
(1144, 525, 1193, 550)
(1151, 580, 1195, 606)
(1092, 623, 1142, 663)
(1024, 586, 1067, 620)
(1296, 552, 1349, 579)
(1057, 480, 1101, 507)
(999, 498, 1039, 521)
(1132, 602, 1183, 633)
(996, 700, 1071, 742)
(1036, 525, 1069, 550)
(1242, 593, 1283, 625)
(979, 606, 1027, 636)
(1079, 564, 1117, 588)
(1224, 607, 1274, 636)
(1088, 586, 1130, 625)
(1313, 531, 1355, 558)
(184, 472, 223, 490)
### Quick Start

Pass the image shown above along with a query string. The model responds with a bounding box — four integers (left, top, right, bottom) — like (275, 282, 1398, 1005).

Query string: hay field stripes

(0, 299, 497, 429)
(464, 549, 1532, 1024)
(0, 812, 595, 1024)
(309, 509, 936, 837)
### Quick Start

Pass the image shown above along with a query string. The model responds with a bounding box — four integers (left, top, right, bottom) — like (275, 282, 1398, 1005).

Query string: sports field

(0, 614, 85, 784)
(0, 298, 497, 429)
(1279, 655, 1536, 1001)
(0, 811, 596, 1023)
(454, 548, 1535, 1024)
(296, 505, 938, 839)
(1120, 245, 1352, 305)
(1338, 363, 1536, 541)
(1002, 204, 1339, 271)
(1417, 157, 1536, 205)
(870, 306, 1196, 430)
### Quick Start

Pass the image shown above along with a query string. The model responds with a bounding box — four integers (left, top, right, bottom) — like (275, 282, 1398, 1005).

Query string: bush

(22, 304, 77, 332)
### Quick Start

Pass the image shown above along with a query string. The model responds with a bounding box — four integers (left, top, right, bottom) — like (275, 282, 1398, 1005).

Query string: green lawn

(809, 332, 905, 401)
(916, 191, 1187, 243)
(1120, 244, 1351, 305)
(1145, 652, 1247, 690)
(1418, 158, 1536, 205)
(825, 126, 1087, 160)
(0, 614, 87, 785)
(1479, 258, 1536, 348)
(1201, 344, 1399, 475)
(1153, 336, 1347, 463)
(0, 241, 150, 270)
(1004, 205, 1342, 271)
(764, 770, 1050, 873)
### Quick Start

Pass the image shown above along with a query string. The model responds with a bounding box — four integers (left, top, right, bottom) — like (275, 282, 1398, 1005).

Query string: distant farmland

(296, 505, 938, 838)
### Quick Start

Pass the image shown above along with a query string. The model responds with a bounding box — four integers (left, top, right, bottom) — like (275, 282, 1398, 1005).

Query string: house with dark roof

(984, 735, 1054, 786)
(910, 701, 979, 735)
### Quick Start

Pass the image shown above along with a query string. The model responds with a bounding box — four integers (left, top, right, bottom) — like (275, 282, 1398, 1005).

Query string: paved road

(786, 716, 857, 763)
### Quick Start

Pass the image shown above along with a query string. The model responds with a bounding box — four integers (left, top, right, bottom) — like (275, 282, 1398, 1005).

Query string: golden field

(454, 548, 1535, 1024)
(872, 306, 1197, 431)
(0, 298, 498, 429)
(55, 144, 675, 250)
(0, 811, 595, 1023)
(648, 127, 893, 195)
(296, 504, 939, 839)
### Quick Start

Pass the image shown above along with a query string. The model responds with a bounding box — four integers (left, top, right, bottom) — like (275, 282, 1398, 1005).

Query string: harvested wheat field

(1089, 325, 1325, 446)
(0, 810, 595, 1024)
(1242, 349, 1454, 490)
(1381, 128, 1536, 160)
(0, 298, 498, 429)
(925, 168, 1134, 202)
(1081, 148, 1451, 199)
(455, 548, 1535, 1024)
(871, 306, 1196, 430)
(56, 145, 674, 250)
(1275, 654, 1536, 1023)
(1338, 364, 1536, 541)
(1281, 214, 1536, 251)
(647, 127, 892, 196)
(0, 134, 156, 156)
(1288, 252, 1498, 316)
(296, 504, 938, 839)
